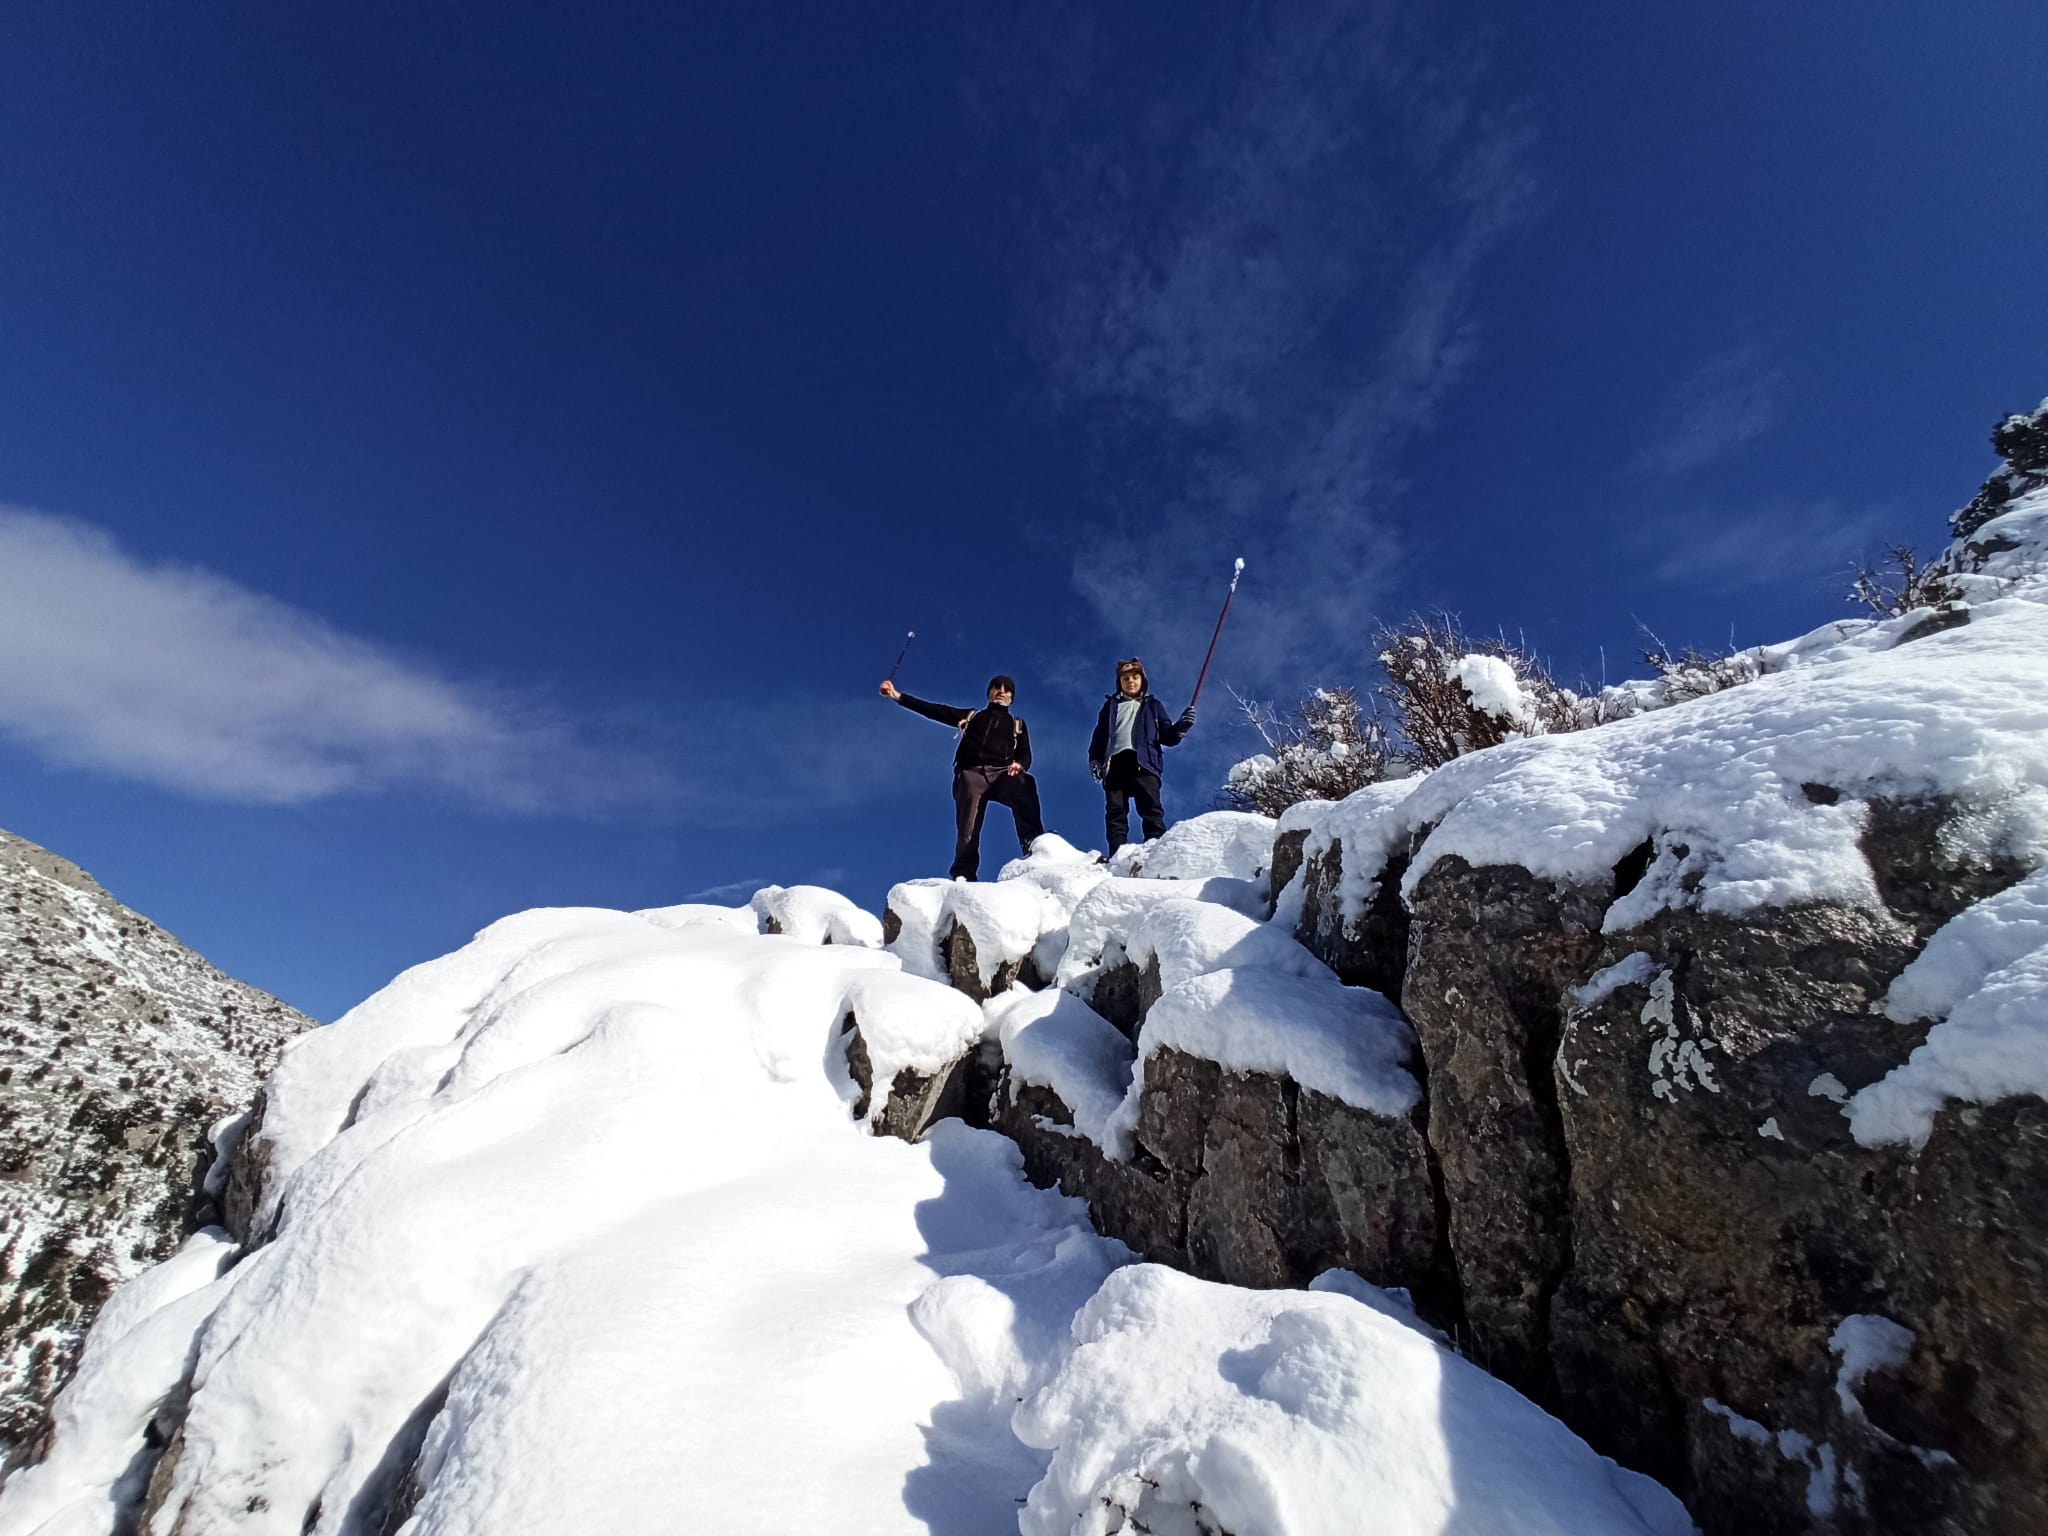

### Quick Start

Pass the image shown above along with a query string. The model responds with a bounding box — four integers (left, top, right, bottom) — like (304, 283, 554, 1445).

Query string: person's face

(987, 682, 1014, 706)
(1118, 670, 1143, 697)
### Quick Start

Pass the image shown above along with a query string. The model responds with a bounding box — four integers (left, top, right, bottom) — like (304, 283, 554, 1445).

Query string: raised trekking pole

(1187, 559, 1244, 711)
(886, 630, 916, 684)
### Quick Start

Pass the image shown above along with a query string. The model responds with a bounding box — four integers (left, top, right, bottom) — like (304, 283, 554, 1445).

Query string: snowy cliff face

(0, 828, 312, 1468)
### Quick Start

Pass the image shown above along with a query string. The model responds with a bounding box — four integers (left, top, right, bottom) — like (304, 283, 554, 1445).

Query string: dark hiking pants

(1103, 750, 1165, 853)
(952, 766, 1045, 880)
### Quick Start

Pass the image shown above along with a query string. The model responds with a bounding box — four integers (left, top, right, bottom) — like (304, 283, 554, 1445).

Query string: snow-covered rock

(1016, 1265, 1693, 1536)
(750, 883, 884, 946)
(0, 826, 311, 1465)
(1272, 429, 2048, 1532)
(1104, 810, 1277, 884)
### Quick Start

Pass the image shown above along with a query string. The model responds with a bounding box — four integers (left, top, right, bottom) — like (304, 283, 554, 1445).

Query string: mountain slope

(0, 828, 312, 1464)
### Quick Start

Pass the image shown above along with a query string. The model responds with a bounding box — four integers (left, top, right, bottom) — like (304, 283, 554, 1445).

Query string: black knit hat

(987, 674, 1016, 696)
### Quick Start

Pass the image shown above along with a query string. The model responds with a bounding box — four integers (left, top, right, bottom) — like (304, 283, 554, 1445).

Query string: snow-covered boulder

(750, 883, 884, 946)
(1016, 1265, 1694, 1536)
(1053, 875, 1268, 1029)
(838, 969, 991, 1142)
(884, 838, 1111, 1003)
(1104, 810, 1277, 885)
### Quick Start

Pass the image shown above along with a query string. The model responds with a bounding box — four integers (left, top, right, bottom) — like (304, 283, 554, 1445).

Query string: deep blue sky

(2, 1, 2042, 1020)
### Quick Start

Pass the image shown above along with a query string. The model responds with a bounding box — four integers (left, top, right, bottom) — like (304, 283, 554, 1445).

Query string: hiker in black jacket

(880, 673, 1045, 880)
(1087, 656, 1196, 854)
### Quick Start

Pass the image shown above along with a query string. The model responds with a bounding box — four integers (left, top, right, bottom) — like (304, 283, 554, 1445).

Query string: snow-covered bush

(1223, 686, 1396, 815)
(1635, 630, 1768, 703)
(1374, 613, 1585, 769)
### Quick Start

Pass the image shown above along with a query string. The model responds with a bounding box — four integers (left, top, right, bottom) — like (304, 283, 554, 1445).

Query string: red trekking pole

(886, 630, 916, 684)
(1187, 559, 1243, 711)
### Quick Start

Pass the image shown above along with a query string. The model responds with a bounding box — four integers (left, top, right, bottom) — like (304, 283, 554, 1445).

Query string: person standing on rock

(880, 674, 1044, 881)
(1088, 657, 1196, 854)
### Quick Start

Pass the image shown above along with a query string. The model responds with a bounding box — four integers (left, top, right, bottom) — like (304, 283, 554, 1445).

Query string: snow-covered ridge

(1, 879, 1685, 1536)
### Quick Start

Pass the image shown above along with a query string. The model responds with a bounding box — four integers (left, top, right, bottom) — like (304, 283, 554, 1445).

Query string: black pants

(1103, 750, 1164, 853)
(951, 765, 1045, 880)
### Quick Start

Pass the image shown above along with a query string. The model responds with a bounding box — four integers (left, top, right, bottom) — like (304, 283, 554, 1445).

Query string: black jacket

(894, 692, 1033, 772)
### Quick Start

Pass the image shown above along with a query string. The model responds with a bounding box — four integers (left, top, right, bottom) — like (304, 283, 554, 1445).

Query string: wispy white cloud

(676, 876, 772, 905)
(0, 507, 921, 818)
(1643, 497, 1890, 594)
(1631, 343, 1786, 478)
(1010, 0, 1538, 691)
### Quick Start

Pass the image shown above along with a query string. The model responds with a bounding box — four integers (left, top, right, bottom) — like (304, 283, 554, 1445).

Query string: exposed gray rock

(0, 827, 312, 1467)
(1401, 852, 1608, 1397)
(938, 917, 1045, 1002)
(1294, 831, 1413, 1000)
(995, 1049, 1451, 1319)
(1552, 870, 2043, 1534)
(1268, 827, 1310, 908)
(995, 1079, 1188, 1266)
(841, 1015, 995, 1143)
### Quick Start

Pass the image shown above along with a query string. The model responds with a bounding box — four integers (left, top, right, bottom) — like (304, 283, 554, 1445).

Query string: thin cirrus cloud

(0, 506, 661, 811)
(1644, 498, 1890, 595)
(1000, 0, 1540, 690)
(1631, 343, 1786, 479)
(0, 507, 916, 819)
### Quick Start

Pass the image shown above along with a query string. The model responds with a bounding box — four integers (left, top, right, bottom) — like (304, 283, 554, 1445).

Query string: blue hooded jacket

(1088, 690, 1187, 779)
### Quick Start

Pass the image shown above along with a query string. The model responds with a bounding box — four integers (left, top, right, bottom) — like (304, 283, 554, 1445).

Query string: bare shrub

(1374, 613, 1584, 770)
(1849, 543, 1960, 616)
(1636, 627, 1766, 703)
(1223, 686, 1394, 816)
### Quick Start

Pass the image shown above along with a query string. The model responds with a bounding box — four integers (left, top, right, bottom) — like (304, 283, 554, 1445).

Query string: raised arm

(881, 682, 972, 728)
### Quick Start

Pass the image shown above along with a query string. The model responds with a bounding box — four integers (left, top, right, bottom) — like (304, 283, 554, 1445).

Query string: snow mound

(632, 901, 757, 933)
(1103, 968, 1418, 1157)
(989, 987, 1136, 1148)
(1014, 1265, 1695, 1536)
(5, 908, 1127, 1536)
(1105, 811, 1278, 883)
(751, 883, 884, 946)
(1055, 876, 1269, 999)
(839, 969, 989, 1113)
(1122, 896, 1331, 994)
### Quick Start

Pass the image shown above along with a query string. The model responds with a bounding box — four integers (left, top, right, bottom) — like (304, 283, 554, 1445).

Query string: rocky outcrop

(1400, 854, 1608, 1397)
(1278, 792, 2046, 1535)
(0, 827, 312, 1467)
(996, 1049, 1451, 1320)
(1951, 398, 2048, 540)
(938, 918, 1045, 1003)
(1545, 812, 2040, 1534)
(842, 1017, 999, 1142)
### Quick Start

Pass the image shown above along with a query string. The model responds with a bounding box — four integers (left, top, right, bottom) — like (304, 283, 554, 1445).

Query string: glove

(1177, 706, 1197, 729)
(1089, 759, 1106, 783)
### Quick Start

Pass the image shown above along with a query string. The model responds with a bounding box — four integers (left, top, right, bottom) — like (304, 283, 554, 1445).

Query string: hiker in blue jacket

(1087, 656, 1196, 855)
